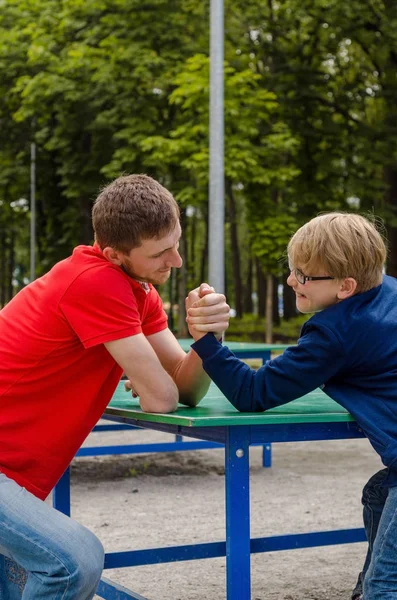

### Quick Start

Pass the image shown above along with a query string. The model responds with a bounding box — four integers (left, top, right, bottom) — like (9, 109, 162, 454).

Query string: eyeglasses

(292, 268, 334, 285)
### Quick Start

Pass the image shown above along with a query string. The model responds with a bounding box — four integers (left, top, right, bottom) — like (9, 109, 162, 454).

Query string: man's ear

(337, 277, 357, 300)
(102, 246, 123, 265)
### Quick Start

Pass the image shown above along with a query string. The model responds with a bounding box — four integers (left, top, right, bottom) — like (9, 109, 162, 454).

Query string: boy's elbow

(230, 394, 262, 413)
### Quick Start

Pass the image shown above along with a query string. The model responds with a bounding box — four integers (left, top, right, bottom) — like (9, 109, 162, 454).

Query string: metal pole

(208, 0, 225, 294)
(30, 142, 36, 281)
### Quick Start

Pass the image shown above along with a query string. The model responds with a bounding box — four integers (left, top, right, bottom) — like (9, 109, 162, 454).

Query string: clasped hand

(185, 283, 230, 341)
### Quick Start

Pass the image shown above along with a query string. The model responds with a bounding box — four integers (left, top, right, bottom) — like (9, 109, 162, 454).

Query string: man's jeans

(0, 472, 104, 599)
(352, 468, 397, 600)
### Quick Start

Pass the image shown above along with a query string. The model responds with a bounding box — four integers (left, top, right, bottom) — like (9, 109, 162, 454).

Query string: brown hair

(287, 213, 387, 293)
(92, 174, 180, 253)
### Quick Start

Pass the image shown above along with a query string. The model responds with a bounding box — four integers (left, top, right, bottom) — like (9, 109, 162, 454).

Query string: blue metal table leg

(262, 443, 272, 467)
(259, 353, 272, 469)
(225, 426, 251, 600)
(52, 467, 71, 516)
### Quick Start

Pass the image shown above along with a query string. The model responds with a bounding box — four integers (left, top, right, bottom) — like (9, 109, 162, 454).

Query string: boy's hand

(185, 283, 230, 341)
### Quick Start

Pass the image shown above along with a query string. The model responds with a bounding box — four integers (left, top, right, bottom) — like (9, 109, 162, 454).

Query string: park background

(1, 0, 397, 343)
(1, 3, 396, 598)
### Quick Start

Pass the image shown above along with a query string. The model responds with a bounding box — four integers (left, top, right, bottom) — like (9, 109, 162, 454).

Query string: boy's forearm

(170, 348, 211, 407)
(191, 334, 259, 411)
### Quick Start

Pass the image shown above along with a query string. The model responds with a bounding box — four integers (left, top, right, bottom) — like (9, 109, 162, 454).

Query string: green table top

(178, 339, 290, 353)
(106, 381, 354, 428)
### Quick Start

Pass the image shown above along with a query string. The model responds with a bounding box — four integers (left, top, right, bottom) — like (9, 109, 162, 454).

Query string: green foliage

(142, 53, 299, 192)
(2, 0, 397, 304)
(251, 214, 298, 273)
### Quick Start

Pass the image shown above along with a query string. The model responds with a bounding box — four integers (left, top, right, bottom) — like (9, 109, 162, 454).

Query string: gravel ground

(62, 425, 383, 600)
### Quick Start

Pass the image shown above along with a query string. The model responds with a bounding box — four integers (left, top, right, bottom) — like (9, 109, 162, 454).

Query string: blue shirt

(192, 275, 397, 485)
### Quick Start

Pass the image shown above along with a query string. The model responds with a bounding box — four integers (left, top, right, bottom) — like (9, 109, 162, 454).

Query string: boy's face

(287, 265, 345, 314)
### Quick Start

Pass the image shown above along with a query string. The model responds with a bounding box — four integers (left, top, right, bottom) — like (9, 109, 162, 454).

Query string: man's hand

(186, 283, 230, 341)
(124, 380, 138, 398)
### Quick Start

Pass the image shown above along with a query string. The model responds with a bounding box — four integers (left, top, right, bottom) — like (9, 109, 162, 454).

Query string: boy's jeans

(0, 472, 104, 599)
(352, 468, 397, 600)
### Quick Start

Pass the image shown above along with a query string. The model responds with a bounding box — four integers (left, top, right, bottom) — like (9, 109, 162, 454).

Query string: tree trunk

(167, 268, 175, 333)
(7, 229, 15, 301)
(272, 275, 280, 326)
(283, 271, 297, 320)
(265, 273, 274, 343)
(0, 230, 5, 306)
(256, 259, 266, 318)
(3, 229, 11, 303)
(385, 165, 397, 277)
(79, 195, 94, 245)
(177, 219, 188, 337)
(243, 256, 253, 313)
(79, 133, 94, 245)
(382, 43, 397, 276)
(200, 209, 208, 284)
(226, 180, 243, 317)
(189, 209, 197, 287)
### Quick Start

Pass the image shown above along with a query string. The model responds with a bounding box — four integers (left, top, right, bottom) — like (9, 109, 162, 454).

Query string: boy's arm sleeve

(191, 324, 346, 412)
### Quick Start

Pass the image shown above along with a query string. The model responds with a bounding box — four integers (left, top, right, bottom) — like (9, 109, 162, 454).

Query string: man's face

(120, 222, 183, 285)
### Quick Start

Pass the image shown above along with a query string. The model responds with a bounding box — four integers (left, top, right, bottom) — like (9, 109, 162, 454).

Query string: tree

(142, 53, 300, 319)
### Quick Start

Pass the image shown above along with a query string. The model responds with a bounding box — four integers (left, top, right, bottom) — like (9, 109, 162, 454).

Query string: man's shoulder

(54, 245, 123, 282)
(40, 247, 131, 308)
(68, 244, 108, 270)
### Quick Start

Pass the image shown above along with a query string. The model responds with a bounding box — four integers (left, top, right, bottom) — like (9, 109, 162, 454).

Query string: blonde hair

(287, 213, 387, 292)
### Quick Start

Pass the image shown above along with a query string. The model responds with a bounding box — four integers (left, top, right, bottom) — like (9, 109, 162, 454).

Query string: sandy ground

(62, 425, 384, 600)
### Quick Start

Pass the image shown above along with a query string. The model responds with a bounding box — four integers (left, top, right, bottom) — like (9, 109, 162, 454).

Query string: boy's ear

(337, 277, 357, 300)
(102, 246, 123, 265)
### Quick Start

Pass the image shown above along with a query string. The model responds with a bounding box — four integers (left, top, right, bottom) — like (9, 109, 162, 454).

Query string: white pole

(208, 0, 225, 293)
(30, 142, 36, 281)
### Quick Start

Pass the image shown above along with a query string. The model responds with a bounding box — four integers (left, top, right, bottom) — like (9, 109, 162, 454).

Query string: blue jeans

(0, 472, 104, 599)
(363, 481, 397, 599)
(351, 468, 397, 600)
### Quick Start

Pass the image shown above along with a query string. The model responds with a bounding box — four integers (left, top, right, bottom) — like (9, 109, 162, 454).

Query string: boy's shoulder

(297, 276, 397, 362)
(306, 275, 395, 332)
(382, 274, 397, 291)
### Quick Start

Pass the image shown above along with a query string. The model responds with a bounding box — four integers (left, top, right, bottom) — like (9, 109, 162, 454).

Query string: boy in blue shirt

(187, 212, 395, 600)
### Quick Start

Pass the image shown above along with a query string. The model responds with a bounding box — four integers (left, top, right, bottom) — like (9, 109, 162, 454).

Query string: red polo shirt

(0, 245, 168, 499)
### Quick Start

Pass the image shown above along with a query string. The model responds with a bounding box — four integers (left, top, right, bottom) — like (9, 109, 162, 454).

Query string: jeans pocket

(4, 557, 27, 591)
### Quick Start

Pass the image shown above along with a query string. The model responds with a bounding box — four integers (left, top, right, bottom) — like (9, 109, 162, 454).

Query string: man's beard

(120, 261, 171, 286)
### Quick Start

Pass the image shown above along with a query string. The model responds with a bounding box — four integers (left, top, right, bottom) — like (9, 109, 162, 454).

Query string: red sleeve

(59, 266, 143, 348)
(141, 287, 169, 336)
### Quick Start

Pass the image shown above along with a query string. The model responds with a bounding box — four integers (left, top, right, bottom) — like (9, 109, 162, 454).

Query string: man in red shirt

(0, 174, 230, 600)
